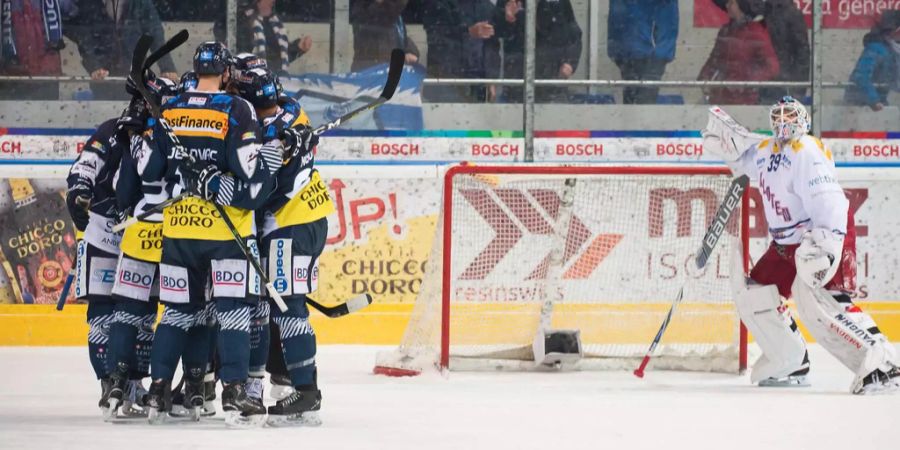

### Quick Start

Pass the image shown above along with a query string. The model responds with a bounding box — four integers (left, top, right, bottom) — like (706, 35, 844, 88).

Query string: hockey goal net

(375, 165, 748, 375)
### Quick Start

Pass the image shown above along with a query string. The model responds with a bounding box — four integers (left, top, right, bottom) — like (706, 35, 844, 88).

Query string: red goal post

(376, 164, 749, 376)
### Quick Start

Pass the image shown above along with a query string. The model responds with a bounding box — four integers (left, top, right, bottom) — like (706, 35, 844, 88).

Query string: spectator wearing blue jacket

(607, 0, 678, 104)
(844, 10, 900, 111)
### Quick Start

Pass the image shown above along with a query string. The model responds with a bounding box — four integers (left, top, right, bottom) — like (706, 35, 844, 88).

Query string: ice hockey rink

(1, 345, 897, 450)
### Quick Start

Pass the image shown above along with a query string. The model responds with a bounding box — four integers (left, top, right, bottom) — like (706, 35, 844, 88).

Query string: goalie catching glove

(702, 106, 767, 162)
(795, 228, 845, 289)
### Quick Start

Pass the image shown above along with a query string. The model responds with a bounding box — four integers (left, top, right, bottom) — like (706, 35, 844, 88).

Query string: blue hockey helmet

(193, 41, 232, 75)
(233, 67, 279, 109)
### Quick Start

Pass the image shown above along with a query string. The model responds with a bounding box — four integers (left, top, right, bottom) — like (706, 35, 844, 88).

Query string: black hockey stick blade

(379, 48, 405, 100)
(143, 29, 189, 72)
(307, 294, 373, 318)
(695, 174, 749, 270)
(130, 34, 154, 84)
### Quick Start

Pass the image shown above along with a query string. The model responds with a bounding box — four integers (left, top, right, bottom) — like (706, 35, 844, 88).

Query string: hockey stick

(112, 194, 186, 233)
(143, 29, 188, 74)
(306, 294, 373, 318)
(633, 174, 749, 378)
(55, 270, 75, 311)
(309, 48, 404, 137)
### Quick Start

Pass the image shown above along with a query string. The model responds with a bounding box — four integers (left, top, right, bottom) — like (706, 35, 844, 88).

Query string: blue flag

(280, 63, 425, 131)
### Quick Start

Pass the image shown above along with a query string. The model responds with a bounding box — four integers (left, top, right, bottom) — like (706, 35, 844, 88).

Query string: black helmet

(179, 71, 199, 94)
(193, 41, 232, 75)
(232, 52, 268, 75)
(233, 67, 279, 109)
(125, 69, 176, 103)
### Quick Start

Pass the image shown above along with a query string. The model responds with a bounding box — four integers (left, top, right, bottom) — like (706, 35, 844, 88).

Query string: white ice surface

(1, 345, 898, 450)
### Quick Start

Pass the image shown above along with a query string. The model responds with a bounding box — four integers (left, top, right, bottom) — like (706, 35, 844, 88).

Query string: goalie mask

(769, 96, 810, 142)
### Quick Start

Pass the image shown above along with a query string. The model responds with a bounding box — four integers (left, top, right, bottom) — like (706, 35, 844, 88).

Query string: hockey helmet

(179, 71, 199, 94)
(125, 69, 177, 104)
(233, 67, 279, 109)
(232, 53, 268, 75)
(769, 96, 810, 142)
(193, 41, 233, 75)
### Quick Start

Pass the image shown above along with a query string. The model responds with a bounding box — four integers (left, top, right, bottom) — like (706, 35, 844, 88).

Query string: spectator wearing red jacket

(698, 0, 779, 105)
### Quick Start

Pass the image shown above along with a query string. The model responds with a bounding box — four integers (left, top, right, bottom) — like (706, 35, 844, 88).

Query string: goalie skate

(851, 366, 900, 395)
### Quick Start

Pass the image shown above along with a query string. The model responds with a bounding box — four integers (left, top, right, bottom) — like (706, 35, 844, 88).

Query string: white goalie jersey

(730, 135, 849, 245)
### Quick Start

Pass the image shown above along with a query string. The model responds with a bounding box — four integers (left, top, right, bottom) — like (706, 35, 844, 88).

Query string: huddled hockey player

(140, 41, 282, 426)
(703, 96, 900, 394)
(67, 97, 131, 417)
(232, 65, 331, 425)
(103, 71, 178, 420)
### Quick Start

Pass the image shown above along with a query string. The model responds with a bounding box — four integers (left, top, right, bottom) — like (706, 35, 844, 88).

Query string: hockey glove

(280, 126, 318, 161)
(66, 186, 92, 232)
(181, 160, 222, 201)
(795, 228, 845, 289)
(117, 96, 151, 133)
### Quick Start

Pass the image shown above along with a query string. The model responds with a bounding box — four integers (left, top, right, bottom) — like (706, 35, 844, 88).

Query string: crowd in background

(0, 0, 897, 109)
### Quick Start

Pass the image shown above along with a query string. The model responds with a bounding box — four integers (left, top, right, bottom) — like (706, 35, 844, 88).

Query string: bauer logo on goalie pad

(292, 255, 318, 294)
(211, 259, 248, 298)
(269, 239, 293, 296)
(159, 264, 190, 304)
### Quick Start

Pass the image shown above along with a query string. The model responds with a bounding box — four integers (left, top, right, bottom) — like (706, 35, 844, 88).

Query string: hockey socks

(87, 302, 115, 379)
(249, 301, 270, 377)
(107, 300, 157, 378)
(273, 300, 317, 388)
(216, 299, 253, 384)
(150, 304, 209, 381)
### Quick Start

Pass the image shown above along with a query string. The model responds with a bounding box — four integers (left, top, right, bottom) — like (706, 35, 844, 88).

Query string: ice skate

(180, 378, 205, 421)
(758, 354, 810, 387)
(97, 378, 112, 418)
(852, 366, 900, 395)
(104, 364, 129, 421)
(118, 380, 150, 418)
(245, 378, 265, 411)
(266, 389, 322, 427)
(269, 374, 294, 401)
(146, 379, 172, 425)
(221, 382, 266, 428)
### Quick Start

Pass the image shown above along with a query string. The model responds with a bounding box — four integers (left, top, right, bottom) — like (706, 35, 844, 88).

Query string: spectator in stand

(422, 0, 500, 102)
(75, 0, 179, 100)
(607, 0, 678, 104)
(214, 0, 313, 74)
(698, 0, 779, 105)
(494, 0, 582, 103)
(0, 0, 82, 100)
(844, 10, 900, 111)
(760, 0, 810, 102)
(350, 0, 419, 71)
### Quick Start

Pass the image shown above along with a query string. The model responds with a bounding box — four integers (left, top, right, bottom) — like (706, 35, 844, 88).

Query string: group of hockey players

(67, 41, 332, 427)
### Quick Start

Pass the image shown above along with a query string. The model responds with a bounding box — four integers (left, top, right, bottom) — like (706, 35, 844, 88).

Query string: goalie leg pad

(735, 283, 808, 383)
(792, 278, 898, 378)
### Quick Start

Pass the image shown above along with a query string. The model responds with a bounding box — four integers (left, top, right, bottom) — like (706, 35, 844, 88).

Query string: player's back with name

(154, 90, 260, 184)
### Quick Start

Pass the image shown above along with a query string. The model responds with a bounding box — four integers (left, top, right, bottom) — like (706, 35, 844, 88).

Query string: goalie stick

(633, 174, 749, 378)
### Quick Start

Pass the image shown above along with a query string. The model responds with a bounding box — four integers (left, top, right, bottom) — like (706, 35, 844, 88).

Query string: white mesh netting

(375, 166, 745, 375)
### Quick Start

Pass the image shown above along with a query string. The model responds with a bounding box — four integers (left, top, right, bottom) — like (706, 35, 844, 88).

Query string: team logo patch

(200, 51, 214, 61)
